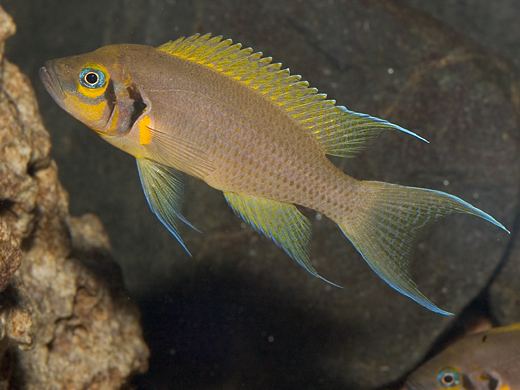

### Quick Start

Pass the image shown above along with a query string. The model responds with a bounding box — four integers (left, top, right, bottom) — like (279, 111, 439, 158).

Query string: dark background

(3, 1, 519, 388)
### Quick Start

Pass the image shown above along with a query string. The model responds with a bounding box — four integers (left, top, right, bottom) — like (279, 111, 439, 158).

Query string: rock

(0, 6, 148, 388)
(489, 228, 520, 324)
(404, 0, 520, 66)
(3, 0, 519, 389)
(0, 220, 20, 292)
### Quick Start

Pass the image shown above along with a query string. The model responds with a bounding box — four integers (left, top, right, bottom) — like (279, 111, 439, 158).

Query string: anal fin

(224, 192, 339, 287)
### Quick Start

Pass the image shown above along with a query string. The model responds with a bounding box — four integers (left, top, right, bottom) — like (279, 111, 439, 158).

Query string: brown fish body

(40, 34, 508, 314)
(113, 45, 357, 221)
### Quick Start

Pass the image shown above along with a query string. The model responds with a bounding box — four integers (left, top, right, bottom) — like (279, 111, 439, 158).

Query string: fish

(39, 33, 509, 315)
(403, 323, 520, 389)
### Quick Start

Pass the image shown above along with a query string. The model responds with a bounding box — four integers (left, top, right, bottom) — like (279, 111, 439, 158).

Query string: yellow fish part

(39, 33, 509, 315)
(403, 324, 520, 389)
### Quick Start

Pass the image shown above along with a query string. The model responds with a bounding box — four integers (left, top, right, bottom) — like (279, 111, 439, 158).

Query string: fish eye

(437, 368, 460, 387)
(79, 68, 106, 89)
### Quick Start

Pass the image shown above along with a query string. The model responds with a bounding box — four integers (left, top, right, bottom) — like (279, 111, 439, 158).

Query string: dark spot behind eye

(488, 375, 499, 390)
(482, 335, 488, 343)
(104, 80, 116, 112)
(126, 84, 147, 126)
(462, 374, 476, 390)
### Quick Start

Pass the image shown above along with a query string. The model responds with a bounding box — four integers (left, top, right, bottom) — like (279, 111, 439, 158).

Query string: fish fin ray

(223, 192, 340, 287)
(137, 158, 197, 254)
(322, 107, 429, 157)
(146, 125, 216, 179)
(338, 181, 507, 315)
(157, 34, 425, 158)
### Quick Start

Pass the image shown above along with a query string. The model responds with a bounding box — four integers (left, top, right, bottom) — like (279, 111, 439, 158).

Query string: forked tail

(338, 181, 509, 316)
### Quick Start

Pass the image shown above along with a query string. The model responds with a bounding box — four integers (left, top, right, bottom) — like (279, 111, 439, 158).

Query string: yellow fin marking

(138, 115, 153, 145)
(157, 33, 425, 158)
(223, 192, 340, 287)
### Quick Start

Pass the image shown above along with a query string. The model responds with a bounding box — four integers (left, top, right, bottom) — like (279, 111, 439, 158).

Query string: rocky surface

(2, 0, 519, 389)
(489, 224, 520, 324)
(404, 0, 520, 67)
(0, 6, 148, 388)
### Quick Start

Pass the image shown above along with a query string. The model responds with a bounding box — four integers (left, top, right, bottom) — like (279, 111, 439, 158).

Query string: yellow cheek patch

(65, 93, 108, 124)
(138, 115, 153, 145)
(78, 82, 107, 99)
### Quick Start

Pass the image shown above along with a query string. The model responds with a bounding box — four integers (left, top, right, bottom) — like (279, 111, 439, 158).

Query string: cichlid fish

(403, 324, 520, 390)
(39, 33, 508, 315)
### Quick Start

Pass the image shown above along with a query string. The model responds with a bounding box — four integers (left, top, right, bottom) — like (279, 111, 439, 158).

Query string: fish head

(403, 360, 508, 390)
(40, 44, 150, 138)
(402, 365, 466, 390)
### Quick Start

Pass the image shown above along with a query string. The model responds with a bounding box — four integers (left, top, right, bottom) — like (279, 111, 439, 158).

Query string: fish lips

(39, 63, 66, 108)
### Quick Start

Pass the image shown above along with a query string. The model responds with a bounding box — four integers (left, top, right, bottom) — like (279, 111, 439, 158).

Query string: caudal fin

(338, 181, 508, 316)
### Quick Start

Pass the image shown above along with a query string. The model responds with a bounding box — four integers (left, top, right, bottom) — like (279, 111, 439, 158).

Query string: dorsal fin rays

(343, 109, 430, 144)
(223, 192, 341, 288)
(158, 33, 427, 158)
(316, 106, 429, 158)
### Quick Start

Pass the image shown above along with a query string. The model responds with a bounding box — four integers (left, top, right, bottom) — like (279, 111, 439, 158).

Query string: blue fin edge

(339, 187, 508, 316)
(224, 194, 343, 289)
(337, 106, 430, 144)
(136, 161, 193, 256)
(423, 188, 510, 234)
(340, 229, 453, 316)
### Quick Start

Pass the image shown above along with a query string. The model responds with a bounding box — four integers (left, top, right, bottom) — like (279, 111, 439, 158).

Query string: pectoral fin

(224, 192, 340, 287)
(137, 158, 197, 255)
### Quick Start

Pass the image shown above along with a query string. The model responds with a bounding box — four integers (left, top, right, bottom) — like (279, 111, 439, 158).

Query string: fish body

(404, 324, 520, 390)
(40, 33, 508, 314)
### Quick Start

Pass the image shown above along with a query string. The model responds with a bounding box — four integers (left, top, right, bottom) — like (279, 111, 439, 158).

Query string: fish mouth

(39, 63, 66, 106)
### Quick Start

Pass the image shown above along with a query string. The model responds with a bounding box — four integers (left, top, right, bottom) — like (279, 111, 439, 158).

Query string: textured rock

(404, 0, 520, 66)
(0, 220, 20, 292)
(3, 0, 519, 389)
(489, 227, 520, 324)
(0, 6, 148, 388)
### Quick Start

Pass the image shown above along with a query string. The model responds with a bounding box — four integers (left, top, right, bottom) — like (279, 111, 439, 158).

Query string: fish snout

(39, 62, 65, 103)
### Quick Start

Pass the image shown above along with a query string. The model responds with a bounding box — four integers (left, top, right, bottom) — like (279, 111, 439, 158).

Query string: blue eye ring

(79, 68, 106, 89)
(437, 368, 460, 387)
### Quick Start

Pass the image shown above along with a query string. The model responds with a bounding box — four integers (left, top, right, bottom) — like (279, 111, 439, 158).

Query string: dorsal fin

(158, 33, 427, 158)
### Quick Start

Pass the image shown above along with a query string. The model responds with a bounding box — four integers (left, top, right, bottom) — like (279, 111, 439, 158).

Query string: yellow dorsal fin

(158, 33, 428, 157)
